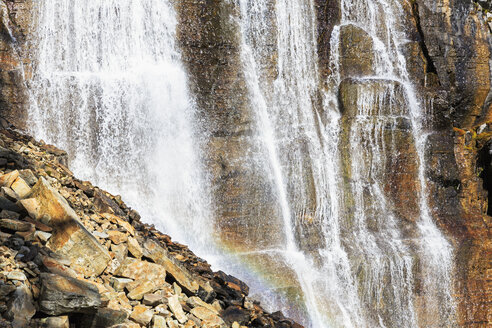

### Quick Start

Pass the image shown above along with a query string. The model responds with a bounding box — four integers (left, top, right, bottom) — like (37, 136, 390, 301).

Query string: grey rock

(38, 272, 101, 315)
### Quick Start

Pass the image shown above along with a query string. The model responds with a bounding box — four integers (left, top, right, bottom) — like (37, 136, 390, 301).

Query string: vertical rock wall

(175, 0, 285, 252)
(0, 0, 32, 130)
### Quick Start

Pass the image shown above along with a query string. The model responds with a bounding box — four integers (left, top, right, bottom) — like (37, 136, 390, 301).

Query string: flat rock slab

(143, 239, 198, 294)
(115, 257, 166, 281)
(21, 177, 110, 276)
(38, 273, 101, 315)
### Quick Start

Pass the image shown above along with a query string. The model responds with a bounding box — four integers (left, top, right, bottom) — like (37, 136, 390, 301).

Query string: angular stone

(115, 258, 166, 281)
(191, 306, 224, 326)
(5, 285, 36, 328)
(102, 213, 135, 236)
(143, 293, 164, 307)
(155, 304, 170, 316)
(19, 178, 111, 275)
(19, 169, 37, 186)
(24, 216, 52, 232)
(166, 318, 180, 328)
(7, 271, 27, 281)
(19, 177, 78, 226)
(0, 170, 18, 188)
(35, 230, 52, 243)
(186, 296, 219, 314)
(38, 273, 101, 315)
(32, 316, 69, 328)
(111, 243, 128, 262)
(152, 315, 167, 328)
(0, 283, 16, 298)
(221, 306, 250, 325)
(88, 308, 128, 327)
(143, 239, 198, 294)
(10, 177, 30, 199)
(41, 255, 78, 279)
(94, 189, 125, 216)
(168, 295, 187, 324)
(92, 230, 109, 239)
(127, 236, 143, 259)
(110, 277, 133, 292)
(0, 209, 20, 220)
(1, 187, 19, 201)
(0, 218, 32, 231)
(127, 280, 162, 301)
(47, 221, 111, 276)
(130, 304, 153, 326)
(0, 196, 21, 212)
(108, 230, 127, 244)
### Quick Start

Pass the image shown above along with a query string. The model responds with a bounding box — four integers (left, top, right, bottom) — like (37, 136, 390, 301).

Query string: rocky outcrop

(0, 0, 32, 130)
(0, 129, 300, 328)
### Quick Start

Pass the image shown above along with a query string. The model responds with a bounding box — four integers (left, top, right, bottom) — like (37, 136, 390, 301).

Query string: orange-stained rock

(114, 257, 166, 282)
(20, 177, 110, 276)
(130, 304, 153, 326)
(142, 239, 198, 294)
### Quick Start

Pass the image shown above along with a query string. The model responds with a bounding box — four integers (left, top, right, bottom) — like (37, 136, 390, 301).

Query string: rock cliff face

(0, 0, 32, 130)
(0, 129, 300, 328)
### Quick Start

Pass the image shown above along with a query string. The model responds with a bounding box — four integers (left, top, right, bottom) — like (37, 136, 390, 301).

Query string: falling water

(27, 1, 214, 253)
(26, 0, 457, 327)
(237, 0, 456, 327)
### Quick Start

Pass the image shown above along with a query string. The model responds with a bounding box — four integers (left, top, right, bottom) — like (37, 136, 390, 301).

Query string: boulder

(1, 187, 19, 201)
(6, 271, 27, 281)
(152, 315, 167, 328)
(168, 295, 188, 324)
(114, 258, 166, 281)
(4, 285, 36, 328)
(0, 196, 21, 212)
(187, 296, 219, 314)
(143, 293, 164, 306)
(0, 218, 32, 231)
(190, 306, 225, 327)
(38, 273, 101, 315)
(93, 189, 125, 216)
(10, 177, 30, 198)
(83, 308, 128, 327)
(126, 280, 163, 301)
(110, 277, 133, 292)
(20, 178, 110, 276)
(108, 230, 128, 244)
(31, 316, 69, 328)
(130, 305, 153, 326)
(0, 170, 18, 187)
(127, 236, 143, 258)
(143, 239, 198, 294)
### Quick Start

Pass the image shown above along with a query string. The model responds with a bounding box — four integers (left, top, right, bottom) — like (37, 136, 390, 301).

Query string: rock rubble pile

(0, 129, 301, 328)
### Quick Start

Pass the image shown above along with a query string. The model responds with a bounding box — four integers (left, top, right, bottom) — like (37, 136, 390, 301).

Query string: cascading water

(237, 0, 457, 327)
(27, 1, 214, 255)
(26, 0, 458, 327)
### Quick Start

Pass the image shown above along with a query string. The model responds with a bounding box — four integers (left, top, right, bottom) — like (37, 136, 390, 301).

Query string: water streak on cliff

(236, 0, 457, 326)
(27, 0, 214, 255)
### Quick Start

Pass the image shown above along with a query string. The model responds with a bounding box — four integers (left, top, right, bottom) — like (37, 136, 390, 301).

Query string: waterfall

(27, 1, 214, 254)
(26, 0, 457, 327)
(237, 0, 456, 327)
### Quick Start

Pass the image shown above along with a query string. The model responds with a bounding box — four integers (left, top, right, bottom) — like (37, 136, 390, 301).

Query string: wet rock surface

(0, 129, 300, 327)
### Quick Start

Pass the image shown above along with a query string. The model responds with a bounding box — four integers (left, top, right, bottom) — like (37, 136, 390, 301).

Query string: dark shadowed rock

(38, 273, 101, 315)
(4, 285, 36, 328)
